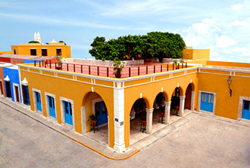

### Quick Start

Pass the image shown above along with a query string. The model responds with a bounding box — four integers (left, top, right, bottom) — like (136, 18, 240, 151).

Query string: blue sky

(0, 0, 250, 62)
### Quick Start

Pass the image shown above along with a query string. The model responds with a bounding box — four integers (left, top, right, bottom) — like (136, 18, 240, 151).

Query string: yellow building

(182, 47, 210, 60)
(11, 41, 71, 58)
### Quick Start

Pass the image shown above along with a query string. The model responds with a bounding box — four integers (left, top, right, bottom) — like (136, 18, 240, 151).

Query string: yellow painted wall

(11, 44, 71, 58)
(123, 72, 199, 147)
(0, 51, 14, 54)
(20, 67, 114, 147)
(207, 61, 250, 68)
(198, 70, 250, 120)
(183, 49, 210, 60)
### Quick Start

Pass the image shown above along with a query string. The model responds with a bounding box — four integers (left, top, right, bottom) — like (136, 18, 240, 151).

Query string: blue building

(3, 66, 22, 103)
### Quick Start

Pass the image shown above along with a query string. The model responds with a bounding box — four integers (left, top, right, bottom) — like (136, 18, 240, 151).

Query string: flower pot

(115, 68, 121, 78)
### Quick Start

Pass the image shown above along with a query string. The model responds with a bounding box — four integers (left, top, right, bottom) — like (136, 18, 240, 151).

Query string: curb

(0, 99, 140, 160)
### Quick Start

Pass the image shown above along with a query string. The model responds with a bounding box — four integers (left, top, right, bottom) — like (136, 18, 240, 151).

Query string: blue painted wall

(24, 59, 35, 63)
(3, 67, 22, 103)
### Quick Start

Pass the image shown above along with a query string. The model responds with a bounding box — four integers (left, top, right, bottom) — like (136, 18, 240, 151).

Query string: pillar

(81, 106, 86, 134)
(179, 96, 186, 117)
(164, 101, 171, 124)
(146, 108, 154, 134)
(113, 82, 125, 153)
(191, 91, 195, 111)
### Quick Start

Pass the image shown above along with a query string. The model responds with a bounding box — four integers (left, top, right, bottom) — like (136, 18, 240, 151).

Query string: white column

(113, 82, 125, 153)
(146, 108, 154, 134)
(164, 101, 171, 124)
(191, 91, 195, 111)
(179, 96, 186, 117)
(81, 106, 86, 134)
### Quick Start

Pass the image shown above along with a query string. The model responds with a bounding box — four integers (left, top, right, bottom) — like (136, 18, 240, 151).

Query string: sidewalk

(0, 97, 201, 160)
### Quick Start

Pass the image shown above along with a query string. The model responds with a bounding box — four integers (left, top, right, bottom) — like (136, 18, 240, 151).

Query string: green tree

(89, 32, 186, 62)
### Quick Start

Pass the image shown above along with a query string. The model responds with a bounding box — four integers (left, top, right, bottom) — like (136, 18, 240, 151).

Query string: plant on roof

(56, 54, 63, 69)
(28, 41, 40, 43)
(89, 32, 186, 62)
(113, 57, 125, 78)
(59, 41, 67, 45)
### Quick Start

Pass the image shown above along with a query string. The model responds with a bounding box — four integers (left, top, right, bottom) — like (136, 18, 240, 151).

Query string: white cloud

(216, 35, 237, 48)
(231, 4, 243, 10)
(232, 46, 250, 56)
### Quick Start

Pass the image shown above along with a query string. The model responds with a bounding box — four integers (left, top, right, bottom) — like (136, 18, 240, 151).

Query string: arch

(185, 83, 195, 110)
(82, 91, 110, 145)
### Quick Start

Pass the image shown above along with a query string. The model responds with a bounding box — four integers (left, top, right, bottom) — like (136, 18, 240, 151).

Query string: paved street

(1, 102, 250, 168)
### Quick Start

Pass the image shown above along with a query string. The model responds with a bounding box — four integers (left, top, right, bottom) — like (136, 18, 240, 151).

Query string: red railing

(34, 60, 188, 78)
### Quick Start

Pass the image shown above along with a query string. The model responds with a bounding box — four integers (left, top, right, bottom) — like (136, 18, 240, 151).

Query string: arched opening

(129, 98, 148, 145)
(185, 83, 193, 110)
(152, 92, 166, 131)
(83, 92, 109, 145)
(170, 87, 181, 116)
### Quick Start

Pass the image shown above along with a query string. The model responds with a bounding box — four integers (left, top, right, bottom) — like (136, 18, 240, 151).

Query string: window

(56, 48, 62, 55)
(14, 49, 16, 54)
(244, 101, 250, 110)
(22, 85, 30, 105)
(30, 49, 37, 56)
(42, 49, 47, 56)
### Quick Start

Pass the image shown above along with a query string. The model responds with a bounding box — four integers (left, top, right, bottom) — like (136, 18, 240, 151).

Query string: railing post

(89, 66, 91, 74)
(81, 65, 83, 73)
(182, 63, 183, 69)
(34, 61, 36, 67)
(173, 63, 174, 70)
(167, 64, 169, 71)
(97, 66, 99, 76)
(138, 67, 140, 76)
(186, 62, 187, 68)
(45, 61, 47, 68)
(154, 65, 156, 73)
(107, 67, 109, 77)
(161, 65, 162, 72)
(50, 60, 51, 69)
(129, 67, 131, 77)
(146, 66, 148, 74)
(39, 61, 41, 67)
(55, 63, 56, 69)
(178, 63, 179, 69)
(73, 64, 75, 72)
(67, 63, 69, 71)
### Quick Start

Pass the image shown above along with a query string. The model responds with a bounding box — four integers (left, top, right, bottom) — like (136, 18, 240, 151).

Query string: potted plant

(56, 54, 63, 70)
(89, 114, 98, 133)
(173, 60, 178, 70)
(113, 57, 125, 78)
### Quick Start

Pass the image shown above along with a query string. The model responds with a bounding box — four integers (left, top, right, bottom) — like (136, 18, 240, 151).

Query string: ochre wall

(198, 68, 250, 120)
(207, 61, 250, 68)
(123, 70, 199, 147)
(20, 67, 114, 147)
(11, 45, 71, 58)
(183, 49, 210, 61)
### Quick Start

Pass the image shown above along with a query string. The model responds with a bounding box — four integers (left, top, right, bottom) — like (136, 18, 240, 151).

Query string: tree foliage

(28, 41, 40, 43)
(89, 32, 186, 61)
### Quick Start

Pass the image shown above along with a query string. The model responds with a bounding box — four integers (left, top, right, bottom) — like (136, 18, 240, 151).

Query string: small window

(30, 49, 37, 56)
(14, 49, 16, 54)
(56, 48, 62, 55)
(244, 101, 250, 110)
(42, 49, 47, 56)
(22, 85, 30, 105)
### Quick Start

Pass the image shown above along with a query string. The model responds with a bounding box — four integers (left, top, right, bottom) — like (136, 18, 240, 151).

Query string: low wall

(64, 58, 144, 66)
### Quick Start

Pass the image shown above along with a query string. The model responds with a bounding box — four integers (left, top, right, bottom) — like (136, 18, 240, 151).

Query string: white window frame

(60, 97, 75, 131)
(32, 88, 43, 113)
(45, 92, 57, 121)
(13, 83, 20, 103)
(238, 96, 250, 121)
(198, 90, 216, 115)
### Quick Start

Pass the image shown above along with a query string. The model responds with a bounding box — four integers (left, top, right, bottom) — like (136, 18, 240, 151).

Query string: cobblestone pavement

(1, 102, 250, 168)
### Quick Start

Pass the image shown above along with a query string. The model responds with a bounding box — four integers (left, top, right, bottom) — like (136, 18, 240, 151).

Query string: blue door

(63, 101, 72, 125)
(95, 101, 108, 126)
(35, 91, 42, 112)
(200, 92, 214, 112)
(48, 96, 56, 118)
(22, 85, 30, 105)
(242, 100, 250, 120)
